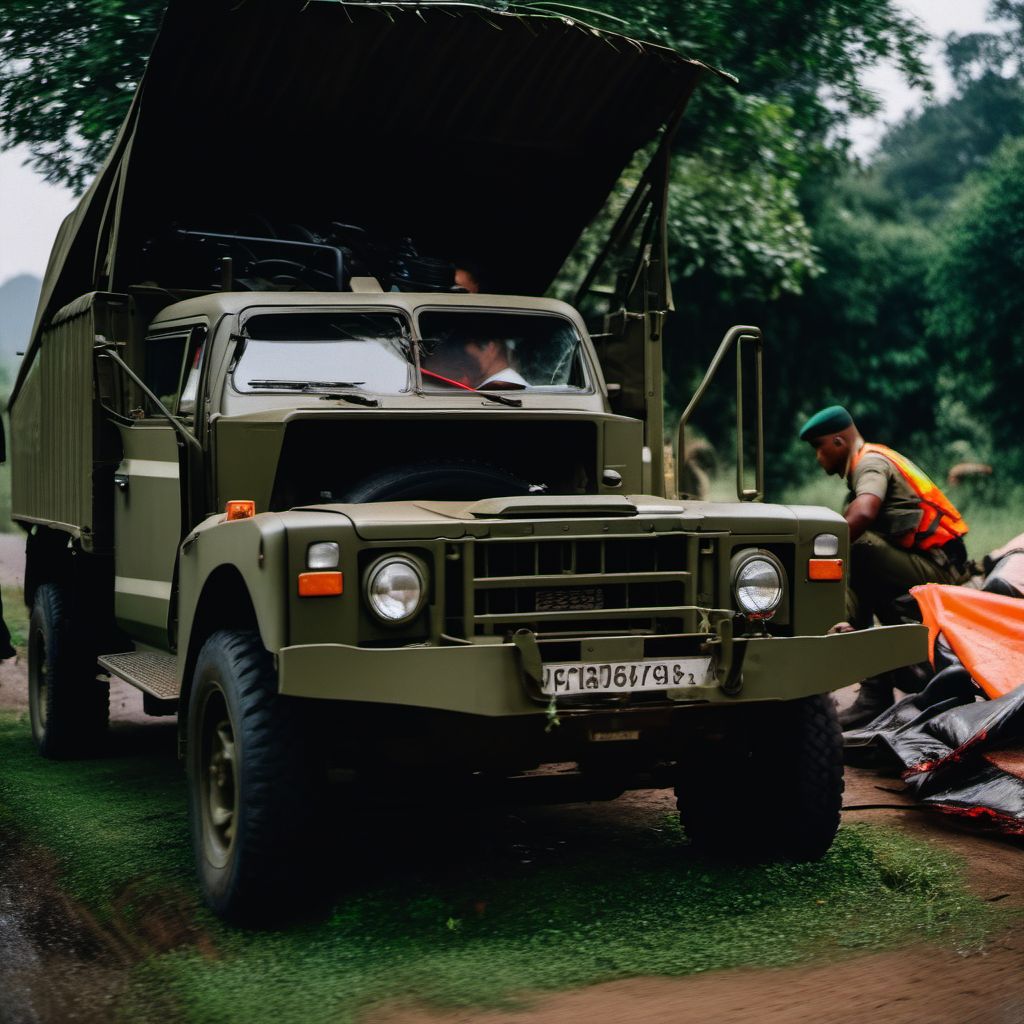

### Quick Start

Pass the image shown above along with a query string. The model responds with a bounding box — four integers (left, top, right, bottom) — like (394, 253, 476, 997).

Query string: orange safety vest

(850, 443, 968, 551)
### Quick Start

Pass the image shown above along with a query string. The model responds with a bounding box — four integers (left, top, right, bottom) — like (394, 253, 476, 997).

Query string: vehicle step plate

(98, 651, 181, 701)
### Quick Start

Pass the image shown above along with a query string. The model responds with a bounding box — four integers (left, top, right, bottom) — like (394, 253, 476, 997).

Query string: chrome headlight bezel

(730, 548, 785, 619)
(363, 554, 428, 626)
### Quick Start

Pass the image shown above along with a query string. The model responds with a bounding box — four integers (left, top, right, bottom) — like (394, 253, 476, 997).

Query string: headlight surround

(731, 549, 784, 618)
(364, 554, 427, 625)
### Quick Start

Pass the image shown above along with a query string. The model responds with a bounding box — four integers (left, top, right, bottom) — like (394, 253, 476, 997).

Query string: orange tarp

(911, 585, 1024, 699)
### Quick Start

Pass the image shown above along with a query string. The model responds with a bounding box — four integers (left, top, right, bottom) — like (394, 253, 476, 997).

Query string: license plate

(540, 658, 712, 696)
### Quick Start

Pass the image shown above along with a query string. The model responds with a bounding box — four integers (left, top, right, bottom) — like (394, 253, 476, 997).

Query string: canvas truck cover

(14, 0, 717, 404)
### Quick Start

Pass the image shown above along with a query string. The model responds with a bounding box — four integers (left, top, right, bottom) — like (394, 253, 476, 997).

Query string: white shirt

(479, 366, 528, 388)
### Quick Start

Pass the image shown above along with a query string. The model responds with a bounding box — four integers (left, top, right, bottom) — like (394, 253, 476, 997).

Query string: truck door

(113, 325, 206, 648)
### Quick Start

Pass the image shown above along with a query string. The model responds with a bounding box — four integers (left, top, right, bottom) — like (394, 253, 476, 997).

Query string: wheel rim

(198, 683, 238, 869)
(28, 624, 49, 742)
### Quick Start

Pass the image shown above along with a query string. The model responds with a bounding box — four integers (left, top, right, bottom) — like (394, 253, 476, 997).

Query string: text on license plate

(540, 658, 713, 695)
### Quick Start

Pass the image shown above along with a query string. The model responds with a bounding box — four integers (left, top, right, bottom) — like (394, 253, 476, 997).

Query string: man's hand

(845, 493, 882, 543)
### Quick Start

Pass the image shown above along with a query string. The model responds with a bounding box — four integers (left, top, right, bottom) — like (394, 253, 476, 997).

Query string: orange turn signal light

(225, 499, 256, 521)
(298, 571, 344, 597)
(808, 558, 843, 581)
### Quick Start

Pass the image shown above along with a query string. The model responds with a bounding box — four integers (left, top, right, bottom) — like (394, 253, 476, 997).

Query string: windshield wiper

(247, 379, 366, 391)
(316, 392, 379, 407)
(475, 390, 522, 407)
(246, 379, 380, 406)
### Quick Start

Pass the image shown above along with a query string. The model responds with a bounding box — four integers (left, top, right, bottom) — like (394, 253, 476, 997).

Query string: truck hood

(26, 1, 719, 379)
(299, 494, 808, 540)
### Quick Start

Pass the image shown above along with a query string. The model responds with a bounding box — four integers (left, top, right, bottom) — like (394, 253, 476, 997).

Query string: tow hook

(511, 629, 545, 691)
(708, 613, 748, 696)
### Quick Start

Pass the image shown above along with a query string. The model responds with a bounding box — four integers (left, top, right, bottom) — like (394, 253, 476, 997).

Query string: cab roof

(149, 290, 584, 328)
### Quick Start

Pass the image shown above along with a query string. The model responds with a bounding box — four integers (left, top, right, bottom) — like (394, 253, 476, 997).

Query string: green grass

(2, 582, 29, 649)
(0, 462, 15, 534)
(0, 710, 1001, 1024)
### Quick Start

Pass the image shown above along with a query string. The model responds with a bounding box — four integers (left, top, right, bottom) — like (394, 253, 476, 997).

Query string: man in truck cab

(422, 318, 528, 390)
(801, 405, 970, 727)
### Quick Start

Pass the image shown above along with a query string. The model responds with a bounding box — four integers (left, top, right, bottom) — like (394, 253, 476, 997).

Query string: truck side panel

(11, 297, 96, 540)
(10, 291, 131, 551)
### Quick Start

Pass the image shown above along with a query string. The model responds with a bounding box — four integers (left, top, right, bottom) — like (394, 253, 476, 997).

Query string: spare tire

(338, 460, 536, 503)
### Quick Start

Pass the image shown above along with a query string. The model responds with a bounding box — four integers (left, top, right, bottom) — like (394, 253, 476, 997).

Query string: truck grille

(457, 534, 693, 637)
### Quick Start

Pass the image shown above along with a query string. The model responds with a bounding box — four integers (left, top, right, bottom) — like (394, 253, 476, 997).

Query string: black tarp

(845, 668, 1024, 836)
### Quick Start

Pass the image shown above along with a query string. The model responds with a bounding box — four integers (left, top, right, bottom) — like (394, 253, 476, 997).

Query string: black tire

(675, 694, 844, 862)
(338, 459, 534, 503)
(28, 583, 108, 758)
(186, 629, 318, 923)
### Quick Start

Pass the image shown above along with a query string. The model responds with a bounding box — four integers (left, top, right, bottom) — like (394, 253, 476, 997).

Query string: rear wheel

(28, 583, 108, 758)
(675, 694, 844, 861)
(187, 630, 318, 923)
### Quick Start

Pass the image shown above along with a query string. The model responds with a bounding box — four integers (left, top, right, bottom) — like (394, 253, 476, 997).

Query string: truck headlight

(364, 555, 426, 624)
(731, 549, 784, 618)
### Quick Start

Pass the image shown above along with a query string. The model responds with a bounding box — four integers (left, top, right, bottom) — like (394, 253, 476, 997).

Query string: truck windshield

(417, 311, 587, 392)
(232, 312, 413, 394)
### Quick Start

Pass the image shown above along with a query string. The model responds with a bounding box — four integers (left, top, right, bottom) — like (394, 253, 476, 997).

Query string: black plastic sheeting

(844, 668, 1024, 836)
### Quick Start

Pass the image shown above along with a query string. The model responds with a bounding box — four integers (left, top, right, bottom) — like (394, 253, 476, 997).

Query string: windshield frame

(412, 305, 595, 397)
(230, 305, 415, 397)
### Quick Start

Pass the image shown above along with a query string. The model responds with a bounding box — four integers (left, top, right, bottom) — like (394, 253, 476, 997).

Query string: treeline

(2, 0, 1022, 494)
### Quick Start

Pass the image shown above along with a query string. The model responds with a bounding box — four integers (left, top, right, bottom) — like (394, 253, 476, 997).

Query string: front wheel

(187, 630, 318, 923)
(675, 694, 844, 862)
(28, 583, 108, 758)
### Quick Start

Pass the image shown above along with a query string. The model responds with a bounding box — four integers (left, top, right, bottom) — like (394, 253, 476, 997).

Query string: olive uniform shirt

(845, 452, 922, 542)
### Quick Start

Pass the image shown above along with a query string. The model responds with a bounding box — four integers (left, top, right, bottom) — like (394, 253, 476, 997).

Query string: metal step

(98, 651, 181, 702)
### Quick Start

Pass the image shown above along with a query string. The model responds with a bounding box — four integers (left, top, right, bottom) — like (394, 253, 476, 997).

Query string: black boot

(838, 677, 894, 730)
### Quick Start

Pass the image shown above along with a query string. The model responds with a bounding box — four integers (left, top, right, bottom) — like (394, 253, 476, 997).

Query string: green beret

(799, 405, 853, 441)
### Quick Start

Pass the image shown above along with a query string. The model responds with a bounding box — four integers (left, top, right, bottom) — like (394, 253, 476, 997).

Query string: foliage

(668, 97, 819, 301)
(0, 0, 164, 192)
(927, 136, 1024, 474)
(870, 73, 1024, 221)
(0, 709, 999, 1024)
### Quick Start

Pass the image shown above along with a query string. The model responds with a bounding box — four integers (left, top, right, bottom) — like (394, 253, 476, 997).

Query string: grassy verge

(2, 581, 29, 649)
(0, 710, 1001, 1024)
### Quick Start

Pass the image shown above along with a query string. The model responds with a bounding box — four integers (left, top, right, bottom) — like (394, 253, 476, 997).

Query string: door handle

(114, 473, 129, 491)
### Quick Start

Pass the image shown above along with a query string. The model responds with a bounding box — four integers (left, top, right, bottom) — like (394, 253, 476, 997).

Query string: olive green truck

(8, 0, 926, 921)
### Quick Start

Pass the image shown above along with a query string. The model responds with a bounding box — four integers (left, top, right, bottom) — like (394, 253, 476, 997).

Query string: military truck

(9, 0, 925, 921)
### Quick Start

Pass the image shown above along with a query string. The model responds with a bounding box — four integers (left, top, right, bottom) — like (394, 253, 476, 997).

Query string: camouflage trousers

(847, 531, 968, 630)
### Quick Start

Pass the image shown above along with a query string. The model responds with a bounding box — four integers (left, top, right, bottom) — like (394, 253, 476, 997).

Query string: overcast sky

(0, 0, 1008, 285)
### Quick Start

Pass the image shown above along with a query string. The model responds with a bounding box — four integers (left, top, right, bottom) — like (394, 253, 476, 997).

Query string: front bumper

(277, 623, 927, 716)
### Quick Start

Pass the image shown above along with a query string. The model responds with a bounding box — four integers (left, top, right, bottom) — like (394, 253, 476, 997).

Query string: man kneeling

(800, 405, 970, 728)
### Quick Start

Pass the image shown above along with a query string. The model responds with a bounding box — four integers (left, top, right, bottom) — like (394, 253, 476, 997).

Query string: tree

(927, 136, 1024, 468)
(0, 0, 164, 193)
(871, 73, 1024, 220)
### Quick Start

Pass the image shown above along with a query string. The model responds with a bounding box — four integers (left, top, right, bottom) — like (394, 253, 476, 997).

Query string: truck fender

(176, 514, 289, 738)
